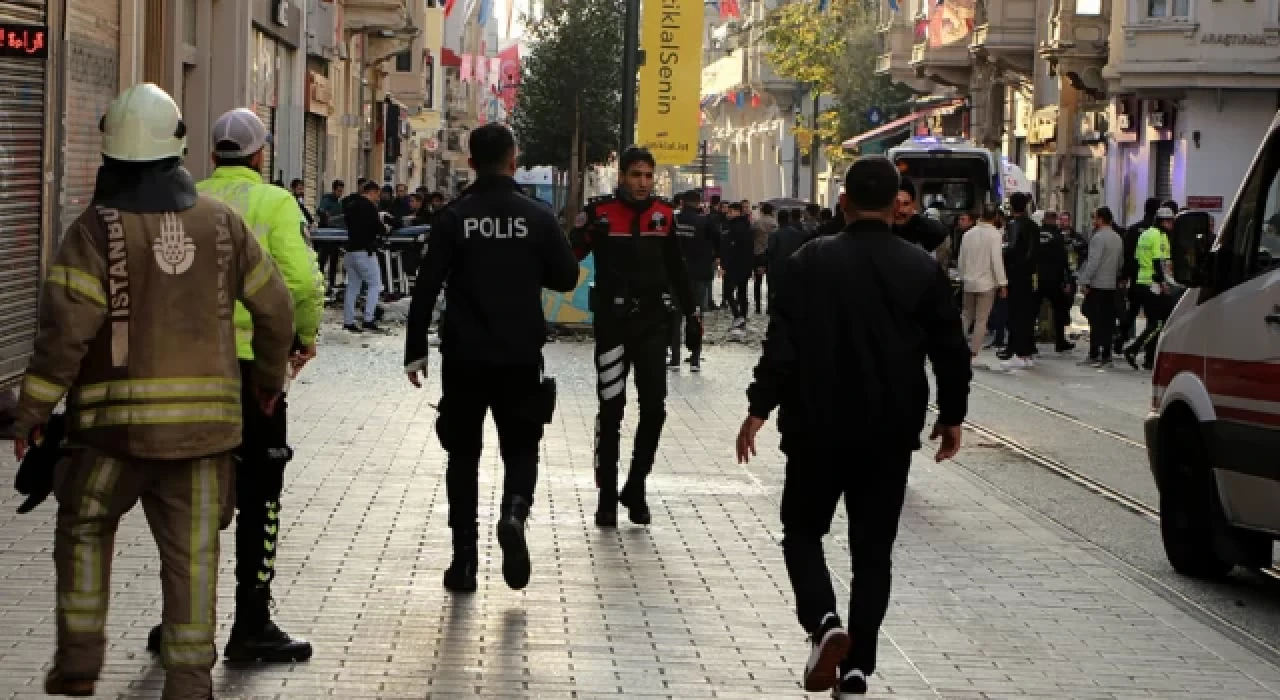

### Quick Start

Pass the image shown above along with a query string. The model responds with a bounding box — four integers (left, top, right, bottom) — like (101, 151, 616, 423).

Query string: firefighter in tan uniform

(10, 84, 296, 698)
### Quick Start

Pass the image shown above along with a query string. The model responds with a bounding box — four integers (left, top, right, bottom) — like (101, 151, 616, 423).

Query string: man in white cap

(11, 83, 296, 698)
(144, 107, 322, 663)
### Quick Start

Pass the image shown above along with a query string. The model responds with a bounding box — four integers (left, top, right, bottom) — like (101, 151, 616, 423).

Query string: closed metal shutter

(1154, 140, 1174, 202)
(61, 0, 118, 235)
(0, 0, 47, 383)
(304, 113, 324, 209)
(253, 103, 276, 182)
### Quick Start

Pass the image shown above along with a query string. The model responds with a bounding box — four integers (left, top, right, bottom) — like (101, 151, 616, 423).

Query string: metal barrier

(313, 225, 430, 298)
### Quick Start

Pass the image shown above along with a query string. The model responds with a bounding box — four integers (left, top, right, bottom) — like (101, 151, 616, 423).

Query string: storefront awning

(841, 100, 965, 151)
(842, 109, 931, 151)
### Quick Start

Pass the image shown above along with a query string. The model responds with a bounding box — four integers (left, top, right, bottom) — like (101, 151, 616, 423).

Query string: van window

(1218, 132, 1280, 289)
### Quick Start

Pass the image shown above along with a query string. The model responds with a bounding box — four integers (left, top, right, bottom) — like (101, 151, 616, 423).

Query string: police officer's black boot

(595, 468, 618, 527)
(443, 529, 479, 593)
(224, 585, 314, 663)
(497, 495, 532, 590)
(618, 475, 652, 525)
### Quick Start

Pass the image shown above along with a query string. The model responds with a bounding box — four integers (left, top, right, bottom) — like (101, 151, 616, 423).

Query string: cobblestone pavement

(2, 322, 1279, 699)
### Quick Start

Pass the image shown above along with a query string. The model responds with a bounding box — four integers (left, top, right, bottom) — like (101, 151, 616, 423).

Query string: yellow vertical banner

(637, 0, 703, 166)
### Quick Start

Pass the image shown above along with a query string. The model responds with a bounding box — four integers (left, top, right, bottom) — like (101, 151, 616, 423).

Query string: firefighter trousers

(593, 311, 670, 492)
(53, 447, 231, 700)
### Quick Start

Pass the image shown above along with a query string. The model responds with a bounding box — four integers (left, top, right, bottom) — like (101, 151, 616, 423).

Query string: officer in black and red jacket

(570, 146, 699, 528)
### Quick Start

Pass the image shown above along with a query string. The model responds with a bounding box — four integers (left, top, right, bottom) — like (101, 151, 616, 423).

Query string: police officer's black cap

(843, 157, 900, 211)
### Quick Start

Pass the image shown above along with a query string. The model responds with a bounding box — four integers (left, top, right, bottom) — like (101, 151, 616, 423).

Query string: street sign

(1185, 195, 1224, 211)
(867, 107, 884, 126)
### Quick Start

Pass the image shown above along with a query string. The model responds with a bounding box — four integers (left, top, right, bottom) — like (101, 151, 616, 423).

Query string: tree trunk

(575, 124, 589, 213)
(566, 94, 583, 222)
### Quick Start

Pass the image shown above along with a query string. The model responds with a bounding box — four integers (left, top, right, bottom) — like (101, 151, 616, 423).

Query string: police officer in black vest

(405, 124, 580, 594)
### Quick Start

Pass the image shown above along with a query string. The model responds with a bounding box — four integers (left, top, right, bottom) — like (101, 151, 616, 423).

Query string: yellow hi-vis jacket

(197, 166, 323, 359)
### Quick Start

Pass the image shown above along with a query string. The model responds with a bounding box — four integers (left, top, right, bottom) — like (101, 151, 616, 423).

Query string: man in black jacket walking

(720, 202, 755, 336)
(669, 191, 718, 371)
(999, 193, 1039, 369)
(737, 157, 971, 697)
(404, 124, 579, 594)
(766, 209, 808, 310)
(1035, 210, 1076, 353)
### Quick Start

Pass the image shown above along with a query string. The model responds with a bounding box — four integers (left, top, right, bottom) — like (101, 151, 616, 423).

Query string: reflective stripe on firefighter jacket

(12, 196, 296, 460)
(197, 166, 324, 359)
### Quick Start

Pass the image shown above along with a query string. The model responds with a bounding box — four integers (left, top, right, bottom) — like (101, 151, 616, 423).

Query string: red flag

(445, 0, 457, 16)
(720, 0, 741, 18)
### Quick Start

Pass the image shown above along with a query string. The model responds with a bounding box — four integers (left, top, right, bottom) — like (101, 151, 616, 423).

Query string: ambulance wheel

(1158, 412, 1234, 579)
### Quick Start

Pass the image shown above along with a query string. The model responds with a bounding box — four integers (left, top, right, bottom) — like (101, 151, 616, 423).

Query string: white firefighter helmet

(100, 83, 187, 162)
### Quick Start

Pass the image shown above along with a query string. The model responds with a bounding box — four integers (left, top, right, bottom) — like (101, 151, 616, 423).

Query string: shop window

(1146, 0, 1189, 17)
(1075, 0, 1102, 14)
(395, 50, 412, 73)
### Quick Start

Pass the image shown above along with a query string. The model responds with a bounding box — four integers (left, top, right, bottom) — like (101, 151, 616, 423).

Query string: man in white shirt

(956, 204, 1008, 360)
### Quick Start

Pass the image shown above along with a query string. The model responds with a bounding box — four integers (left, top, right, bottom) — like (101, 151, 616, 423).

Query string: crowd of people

(949, 193, 1182, 372)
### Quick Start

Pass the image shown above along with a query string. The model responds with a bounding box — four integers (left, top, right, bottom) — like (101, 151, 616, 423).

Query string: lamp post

(620, 0, 641, 152)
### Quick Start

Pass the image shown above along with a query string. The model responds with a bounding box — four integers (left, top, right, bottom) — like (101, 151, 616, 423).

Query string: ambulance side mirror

(1170, 210, 1213, 287)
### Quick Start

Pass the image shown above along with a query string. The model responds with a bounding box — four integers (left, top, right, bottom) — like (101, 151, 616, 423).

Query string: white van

(1147, 112, 1280, 578)
(888, 136, 1002, 228)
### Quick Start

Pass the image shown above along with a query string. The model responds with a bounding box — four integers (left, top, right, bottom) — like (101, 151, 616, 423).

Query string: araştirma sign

(637, 0, 702, 166)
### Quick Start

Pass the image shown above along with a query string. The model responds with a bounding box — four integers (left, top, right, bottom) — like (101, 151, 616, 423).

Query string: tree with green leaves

(511, 0, 623, 216)
(765, 0, 913, 164)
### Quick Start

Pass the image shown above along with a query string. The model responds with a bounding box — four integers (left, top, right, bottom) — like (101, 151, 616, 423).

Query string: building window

(1147, 0, 1189, 17)
(426, 0, 439, 7)
(183, 0, 198, 45)
(395, 49, 412, 72)
(1075, 0, 1102, 14)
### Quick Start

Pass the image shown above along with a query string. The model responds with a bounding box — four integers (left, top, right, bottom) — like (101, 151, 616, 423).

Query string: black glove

(15, 413, 66, 514)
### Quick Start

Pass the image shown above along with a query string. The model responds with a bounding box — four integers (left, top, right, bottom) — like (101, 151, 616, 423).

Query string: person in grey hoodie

(1076, 206, 1124, 368)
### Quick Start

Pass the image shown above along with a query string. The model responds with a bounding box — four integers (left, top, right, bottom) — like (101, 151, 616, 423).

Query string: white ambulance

(1148, 112, 1280, 578)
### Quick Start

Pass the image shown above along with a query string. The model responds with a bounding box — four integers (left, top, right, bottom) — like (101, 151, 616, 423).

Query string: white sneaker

(803, 614, 850, 692)
(1001, 357, 1031, 371)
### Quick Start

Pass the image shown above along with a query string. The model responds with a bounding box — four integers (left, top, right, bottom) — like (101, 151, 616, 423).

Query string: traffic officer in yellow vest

(10, 83, 296, 698)
(143, 107, 324, 662)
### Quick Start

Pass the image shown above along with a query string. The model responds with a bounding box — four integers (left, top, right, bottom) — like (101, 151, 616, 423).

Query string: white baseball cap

(1156, 206, 1176, 219)
(211, 108, 270, 158)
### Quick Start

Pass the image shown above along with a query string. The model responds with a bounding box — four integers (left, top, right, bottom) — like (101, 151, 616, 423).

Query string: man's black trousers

(235, 361, 291, 593)
(1085, 289, 1118, 360)
(780, 446, 912, 677)
(593, 310, 670, 494)
(669, 279, 710, 363)
(436, 357, 545, 538)
(724, 275, 750, 319)
(1116, 283, 1142, 349)
(1126, 286, 1169, 367)
(1005, 277, 1038, 357)
(1036, 278, 1072, 348)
